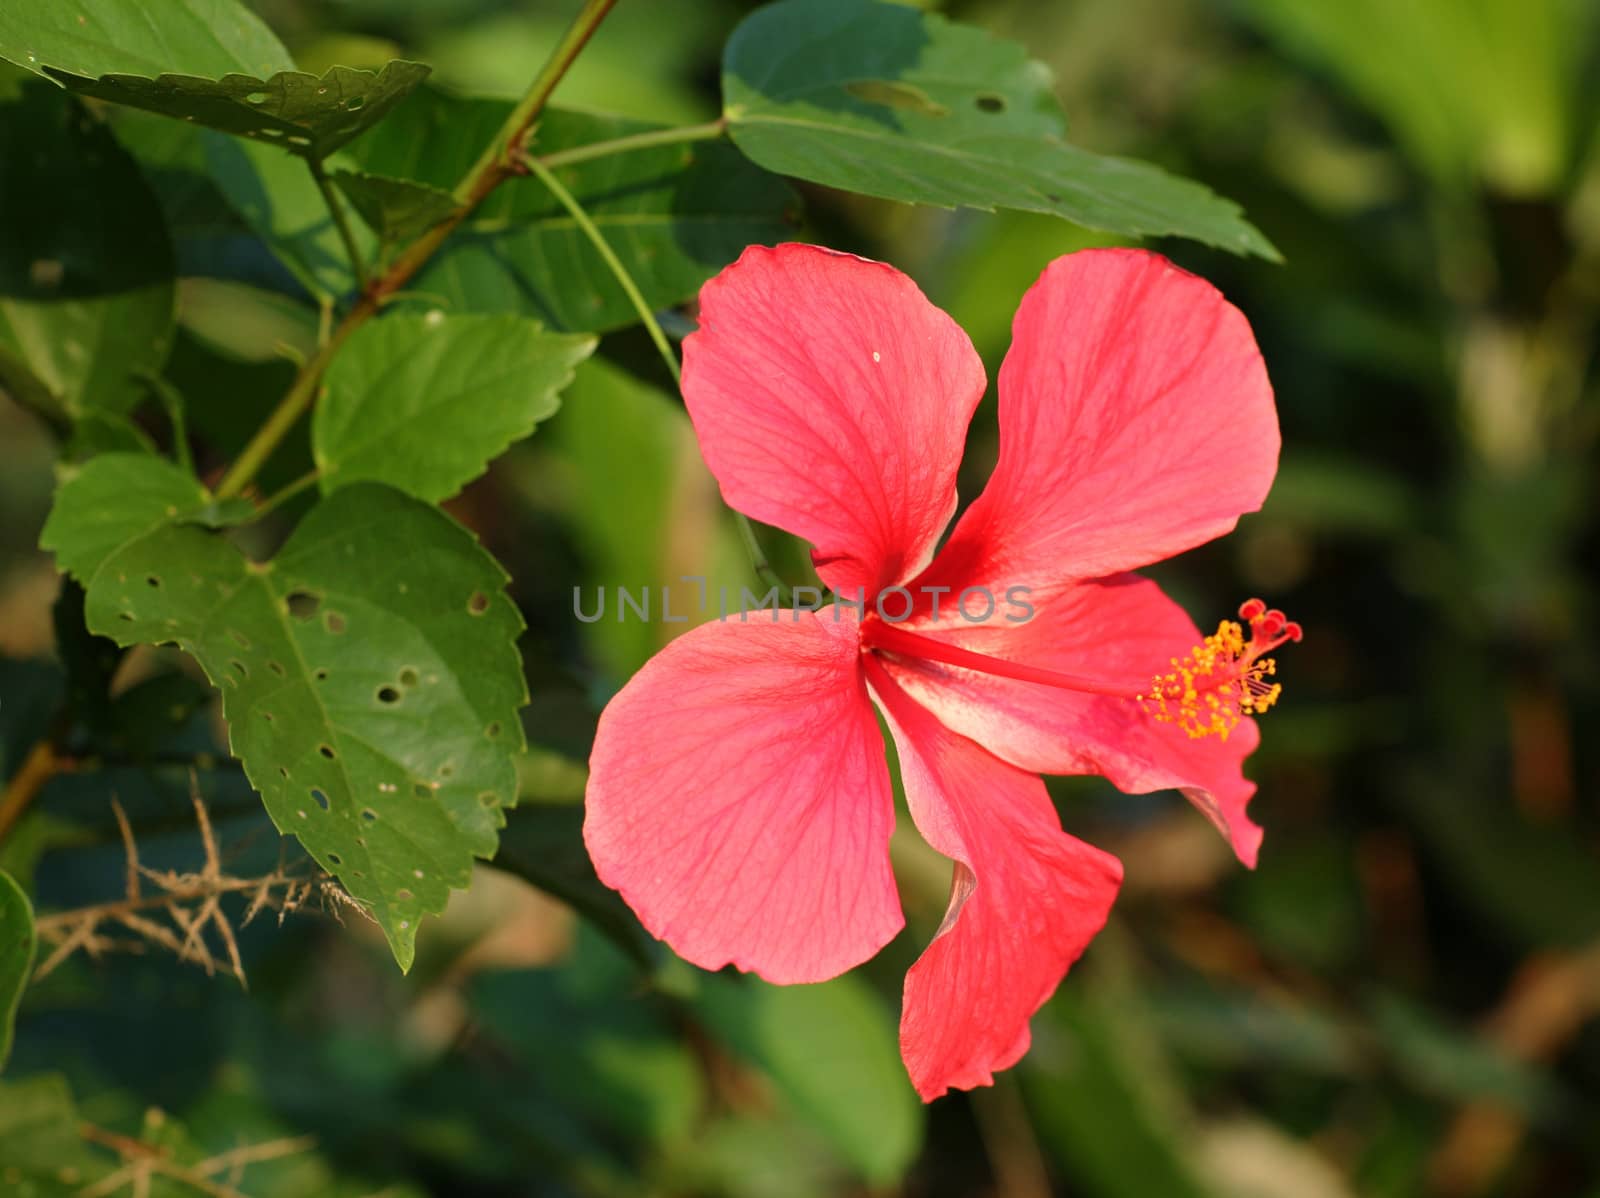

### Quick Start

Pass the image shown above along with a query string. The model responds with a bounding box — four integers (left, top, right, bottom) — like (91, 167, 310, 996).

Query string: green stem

(214, 326, 354, 500)
(254, 469, 322, 519)
(213, 0, 619, 502)
(535, 118, 727, 171)
(520, 151, 800, 604)
(521, 152, 680, 384)
(309, 157, 369, 290)
(134, 370, 192, 475)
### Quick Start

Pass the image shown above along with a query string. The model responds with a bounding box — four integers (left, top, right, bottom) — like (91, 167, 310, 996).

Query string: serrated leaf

(332, 169, 458, 245)
(0, 79, 175, 422)
(345, 88, 801, 331)
(314, 314, 594, 502)
(39, 454, 238, 582)
(0, 0, 427, 159)
(76, 484, 526, 969)
(694, 973, 922, 1184)
(723, 0, 1276, 259)
(0, 871, 34, 1072)
(71, 62, 431, 161)
(0, 0, 293, 81)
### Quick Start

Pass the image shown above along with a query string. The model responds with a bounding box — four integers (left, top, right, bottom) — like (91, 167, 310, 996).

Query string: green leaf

(0, 1075, 110, 1195)
(346, 88, 800, 331)
(204, 134, 376, 299)
(39, 453, 236, 583)
(332, 169, 458, 245)
(314, 314, 595, 502)
(0, 78, 175, 422)
(69, 63, 430, 161)
(723, 0, 1276, 259)
(695, 973, 922, 1184)
(0, 0, 293, 81)
(0, 0, 428, 159)
(0, 871, 34, 1072)
(77, 484, 526, 969)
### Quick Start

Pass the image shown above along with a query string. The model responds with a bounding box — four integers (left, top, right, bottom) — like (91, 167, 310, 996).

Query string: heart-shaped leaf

(315, 313, 595, 502)
(65, 483, 525, 969)
(723, 0, 1276, 259)
(345, 88, 801, 331)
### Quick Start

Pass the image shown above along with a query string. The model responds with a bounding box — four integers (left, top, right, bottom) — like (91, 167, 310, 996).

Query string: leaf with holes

(0, 0, 427, 159)
(723, 0, 1277, 259)
(344, 88, 801, 331)
(314, 314, 595, 502)
(0, 870, 34, 1072)
(77, 483, 526, 969)
(39, 453, 247, 584)
(0, 75, 174, 424)
(332, 169, 458, 245)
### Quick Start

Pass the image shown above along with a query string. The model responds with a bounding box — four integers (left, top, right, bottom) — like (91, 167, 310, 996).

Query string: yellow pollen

(1137, 615, 1290, 741)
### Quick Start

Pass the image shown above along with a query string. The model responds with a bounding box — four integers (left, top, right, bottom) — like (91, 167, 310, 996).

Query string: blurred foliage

(0, 0, 1598, 1196)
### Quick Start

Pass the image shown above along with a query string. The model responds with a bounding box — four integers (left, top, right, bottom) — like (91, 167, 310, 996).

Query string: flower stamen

(1139, 598, 1301, 741)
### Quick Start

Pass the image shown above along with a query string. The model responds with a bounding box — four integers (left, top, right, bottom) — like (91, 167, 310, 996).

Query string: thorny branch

(31, 786, 351, 987)
(76, 1122, 318, 1198)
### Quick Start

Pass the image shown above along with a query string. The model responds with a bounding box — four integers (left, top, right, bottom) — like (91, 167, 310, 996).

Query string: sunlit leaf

(314, 313, 595, 502)
(723, 0, 1276, 258)
(62, 483, 525, 969)
(0, 0, 293, 81)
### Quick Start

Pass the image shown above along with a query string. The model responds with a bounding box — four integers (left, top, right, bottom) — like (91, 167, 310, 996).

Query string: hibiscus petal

(864, 656, 1123, 1101)
(924, 248, 1276, 589)
(682, 243, 986, 596)
(584, 607, 902, 983)
(883, 574, 1264, 867)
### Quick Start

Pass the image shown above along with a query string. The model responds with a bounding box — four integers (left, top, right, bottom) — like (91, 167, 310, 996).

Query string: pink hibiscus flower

(583, 243, 1296, 1100)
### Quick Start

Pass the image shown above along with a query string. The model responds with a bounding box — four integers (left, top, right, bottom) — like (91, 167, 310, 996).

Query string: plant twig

(520, 150, 799, 604)
(535, 117, 727, 171)
(78, 1120, 316, 1198)
(32, 789, 331, 985)
(0, 740, 61, 844)
(213, 0, 619, 501)
(308, 156, 369, 291)
(253, 469, 321, 519)
(520, 152, 680, 384)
